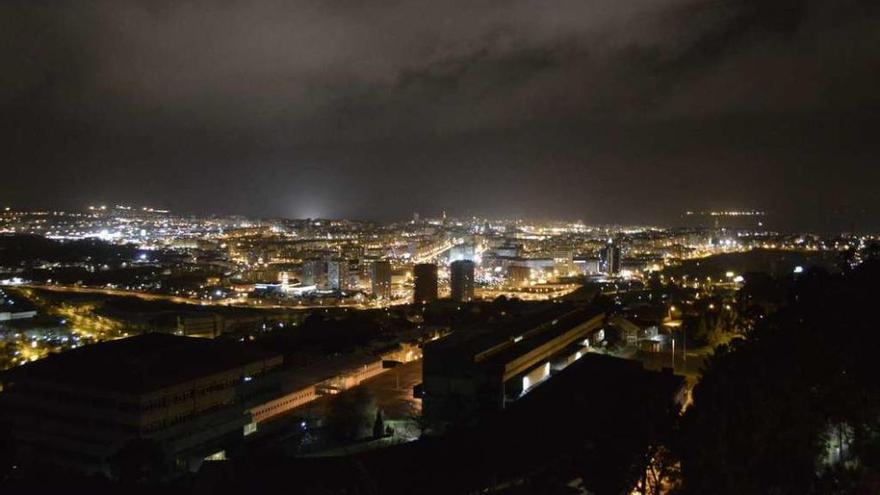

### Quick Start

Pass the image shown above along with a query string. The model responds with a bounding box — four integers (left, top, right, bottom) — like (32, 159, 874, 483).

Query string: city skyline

(2, 195, 874, 493)
(0, 203, 866, 234)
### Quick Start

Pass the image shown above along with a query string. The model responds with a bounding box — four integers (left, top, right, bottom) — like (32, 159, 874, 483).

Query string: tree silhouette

(0, 421, 15, 483)
(372, 409, 385, 439)
(325, 387, 376, 442)
(678, 262, 880, 494)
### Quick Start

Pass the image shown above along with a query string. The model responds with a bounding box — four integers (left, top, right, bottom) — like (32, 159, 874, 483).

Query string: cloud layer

(2, 0, 879, 228)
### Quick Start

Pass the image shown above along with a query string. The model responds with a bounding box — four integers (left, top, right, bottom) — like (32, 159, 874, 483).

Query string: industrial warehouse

(421, 304, 606, 427)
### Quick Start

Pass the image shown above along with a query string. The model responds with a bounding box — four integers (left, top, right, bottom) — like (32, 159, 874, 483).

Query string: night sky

(3, 0, 879, 229)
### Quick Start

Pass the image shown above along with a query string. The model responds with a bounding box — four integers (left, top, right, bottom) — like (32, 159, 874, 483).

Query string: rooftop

(2, 332, 279, 394)
(425, 302, 602, 367)
(425, 302, 572, 359)
(478, 306, 603, 369)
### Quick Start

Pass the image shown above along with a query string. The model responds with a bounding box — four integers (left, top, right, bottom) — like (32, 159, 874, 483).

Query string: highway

(16, 284, 207, 305)
(477, 283, 580, 301)
(411, 239, 457, 264)
(6, 283, 406, 311)
(6, 280, 580, 313)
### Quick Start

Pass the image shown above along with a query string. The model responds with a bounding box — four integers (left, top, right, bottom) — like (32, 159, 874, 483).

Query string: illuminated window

(204, 450, 226, 461)
(243, 422, 257, 436)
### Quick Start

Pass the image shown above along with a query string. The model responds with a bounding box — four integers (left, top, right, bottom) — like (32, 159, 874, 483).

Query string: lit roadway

(411, 239, 457, 264)
(15, 283, 206, 305)
(477, 283, 580, 301)
(10, 287, 125, 340)
(7, 283, 407, 311)
(7, 280, 578, 311)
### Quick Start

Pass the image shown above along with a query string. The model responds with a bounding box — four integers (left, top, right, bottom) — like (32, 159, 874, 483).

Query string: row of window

(254, 389, 316, 419)
(140, 382, 236, 410)
(140, 401, 230, 433)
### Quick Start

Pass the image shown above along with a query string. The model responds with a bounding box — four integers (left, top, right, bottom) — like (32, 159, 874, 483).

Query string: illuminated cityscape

(1, 203, 877, 493)
(2, 0, 879, 493)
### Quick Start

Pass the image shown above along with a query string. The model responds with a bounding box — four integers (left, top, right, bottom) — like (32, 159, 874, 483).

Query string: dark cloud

(2, 0, 878, 229)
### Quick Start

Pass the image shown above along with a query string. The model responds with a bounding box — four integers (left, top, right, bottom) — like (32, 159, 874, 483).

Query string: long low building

(196, 353, 686, 495)
(249, 381, 318, 424)
(421, 303, 605, 427)
(0, 327, 428, 474)
(0, 333, 282, 475)
(248, 355, 383, 425)
(0, 288, 37, 321)
(248, 341, 422, 425)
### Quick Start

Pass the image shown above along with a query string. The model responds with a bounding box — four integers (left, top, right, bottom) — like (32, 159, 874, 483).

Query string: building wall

(507, 265, 531, 286)
(334, 360, 386, 390)
(0, 355, 281, 474)
(413, 263, 438, 303)
(371, 261, 392, 299)
(176, 314, 224, 338)
(450, 260, 475, 302)
(249, 385, 318, 423)
(0, 310, 37, 321)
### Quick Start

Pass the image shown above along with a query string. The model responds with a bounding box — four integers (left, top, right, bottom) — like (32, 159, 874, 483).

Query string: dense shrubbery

(678, 262, 880, 494)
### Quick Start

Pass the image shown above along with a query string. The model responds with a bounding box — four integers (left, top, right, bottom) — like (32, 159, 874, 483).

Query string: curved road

(9, 283, 401, 310)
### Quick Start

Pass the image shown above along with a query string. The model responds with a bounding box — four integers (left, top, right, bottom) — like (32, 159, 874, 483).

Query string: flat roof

(478, 307, 603, 369)
(425, 303, 602, 368)
(2, 332, 280, 395)
(425, 303, 573, 359)
(276, 352, 382, 392)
